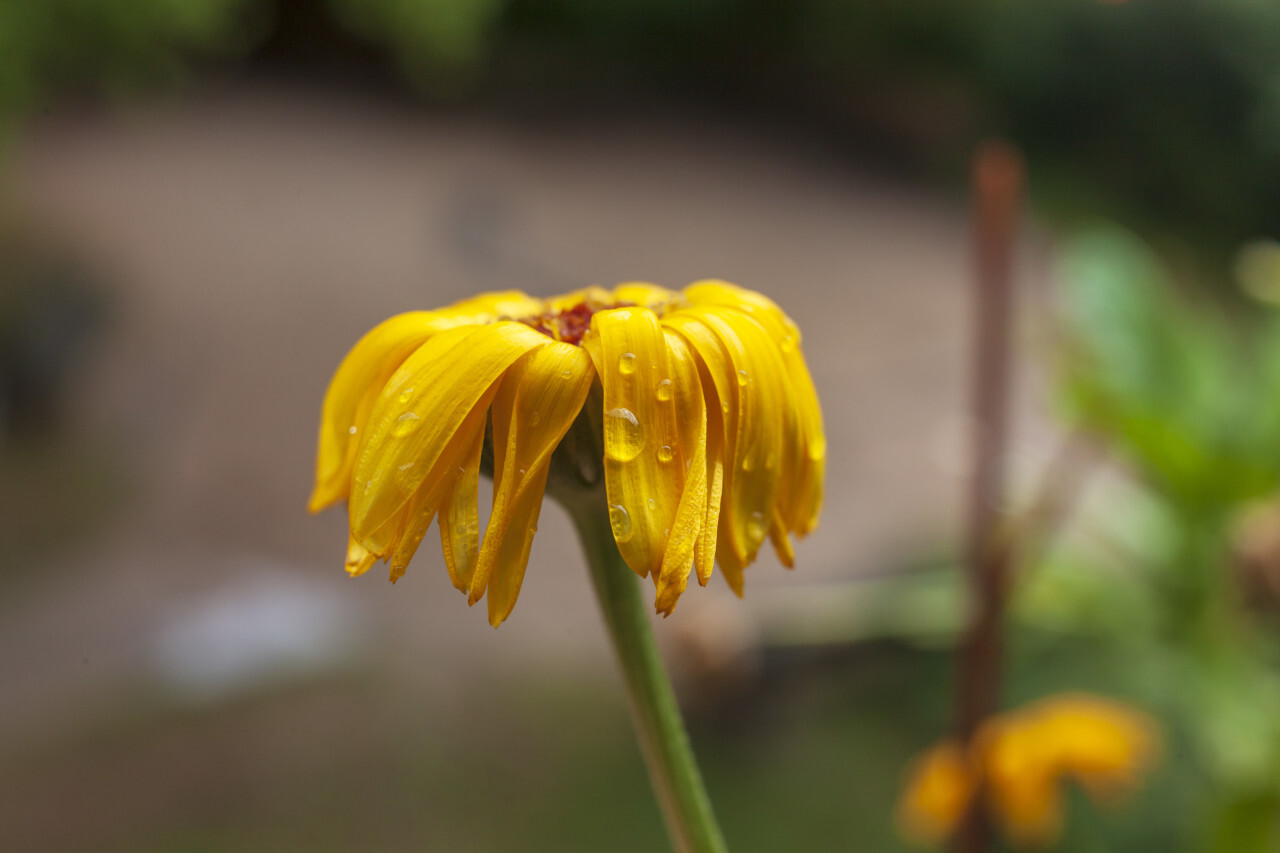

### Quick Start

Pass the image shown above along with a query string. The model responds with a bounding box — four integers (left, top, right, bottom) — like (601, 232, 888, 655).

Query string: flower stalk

(565, 492, 728, 853)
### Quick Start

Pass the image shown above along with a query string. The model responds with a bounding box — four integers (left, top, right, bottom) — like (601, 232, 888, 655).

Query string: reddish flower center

(517, 301, 635, 346)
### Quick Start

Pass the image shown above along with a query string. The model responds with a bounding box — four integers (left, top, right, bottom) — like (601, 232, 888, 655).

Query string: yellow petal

(612, 282, 681, 311)
(653, 331, 708, 615)
(310, 311, 444, 513)
(345, 536, 376, 577)
(438, 410, 487, 593)
(583, 307, 685, 579)
(467, 341, 595, 626)
(896, 741, 976, 845)
(685, 281, 824, 535)
(665, 306, 785, 568)
(438, 290, 544, 323)
(350, 322, 548, 541)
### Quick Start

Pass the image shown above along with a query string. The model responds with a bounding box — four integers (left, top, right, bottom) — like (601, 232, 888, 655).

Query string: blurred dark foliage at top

(4, 0, 1280, 253)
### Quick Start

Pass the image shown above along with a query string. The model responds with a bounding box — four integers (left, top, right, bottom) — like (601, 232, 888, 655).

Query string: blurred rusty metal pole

(950, 140, 1024, 853)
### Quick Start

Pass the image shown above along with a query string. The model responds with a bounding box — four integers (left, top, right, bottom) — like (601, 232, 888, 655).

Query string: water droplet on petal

(742, 452, 755, 472)
(618, 352, 638, 375)
(656, 379, 673, 401)
(398, 462, 415, 472)
(398, 387, 415, 404)
(721, 400, 730, 413)
(561, 369, 573, 379)
(781, 334, 796, 354)
(605, 407, 645, 461)
(647, 497, 656, 510)
(747, 511, 766, 542)
(392, 412, 421, 437)
(530, 409, 542, 426)
(519, 467, 527, 475)
(657, 444, 674, 463)
(609, 504, 633, 542)
(348, 425, 358, 435)
(737, 369, 749, 386)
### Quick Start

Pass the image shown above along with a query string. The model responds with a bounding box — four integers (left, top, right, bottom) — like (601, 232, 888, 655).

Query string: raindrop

(742, 453, 755, 473)
(530, 410, 542, 426)
(397, 388, 415, 404)
(364, 479, 373, 493)
(747, 511, 766, 542)
(721, 400, 730, 413)
(398, 462, 415, 472)
(348, 425, 358, 435)
(605, 407, 645, 461)
(780, 334, 796, 354)
(519, 467, 527, 475)
(392, 412, 422, 437)
(618, 352, 638, 375)
(561, 369, 573, 379)
(737, 369, 750, 386)
(656, 379, 672, 402)
(648, 497, 657, 510)
(609, 504, 633, 542)
(657, 444, 675, 463)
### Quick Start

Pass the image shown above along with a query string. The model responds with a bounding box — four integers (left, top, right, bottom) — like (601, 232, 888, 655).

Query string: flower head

(310, 281, 824, 626)
(897, 694, 1160, 848)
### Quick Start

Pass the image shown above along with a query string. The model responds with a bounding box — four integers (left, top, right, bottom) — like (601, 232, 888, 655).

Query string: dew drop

(656, 379, 672, 402)
(530, 410, 542, 426)
(605, 407, 645, 461)
(609, 504, 633, 542)
(348, 425, 358, 435)
(398, 462, 415, 472)
(561, 369, 573, 379)
(397, 387, 415, 404)
(721, 400, 730, 413)
(519, 467, 527, 475)
(618, 352, 638, 375)
(392, 411, 422, 437)
(742, 452, 755, 473)
(747, 511, 766, 542)
(737, 369, 749, 386)
(780, 334, 796, 354)
(648, 497, 657, 510)
(657, 444, 675, 463)
(364, 479, 373, 494)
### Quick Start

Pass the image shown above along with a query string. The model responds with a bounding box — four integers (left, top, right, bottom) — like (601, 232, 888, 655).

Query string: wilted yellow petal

(468, 341, 595, 625)
(584, 307, 685, 579)
(350, 322, 548, 541)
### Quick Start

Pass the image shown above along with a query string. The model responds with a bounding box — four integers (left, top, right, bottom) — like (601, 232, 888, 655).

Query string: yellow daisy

(309, 281, 825, 626)
(897, 694, 1160, 848)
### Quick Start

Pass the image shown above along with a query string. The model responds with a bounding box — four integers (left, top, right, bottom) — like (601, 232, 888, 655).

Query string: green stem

(565, 496, 728, 853)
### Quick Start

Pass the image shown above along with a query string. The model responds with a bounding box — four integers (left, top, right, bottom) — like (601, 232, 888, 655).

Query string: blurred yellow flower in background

(897, 694, 1160, 848)
(310, 281, 824, 626)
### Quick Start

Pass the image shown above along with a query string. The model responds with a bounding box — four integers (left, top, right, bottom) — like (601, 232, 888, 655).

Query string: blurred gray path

(0, 83, 1057, 753)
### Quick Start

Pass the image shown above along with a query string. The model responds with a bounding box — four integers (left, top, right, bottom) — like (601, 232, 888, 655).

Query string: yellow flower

(897, 694, 1160, 848)
(309, 281, 825, 626)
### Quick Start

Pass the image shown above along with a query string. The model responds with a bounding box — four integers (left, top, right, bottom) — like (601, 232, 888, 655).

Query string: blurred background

(3, 1, 1280, 850)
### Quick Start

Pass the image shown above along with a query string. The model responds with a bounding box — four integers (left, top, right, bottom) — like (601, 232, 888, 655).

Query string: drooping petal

(467, 341, 595, 626)
(583, 307, 684, 579)
(310, 311, 445, 512)
(653, 331, 708, 614)
(345, 536, 376, 577)
(686, 280, 825, 534)
(438, 410, 487, 593)
(350, 322, 549, 541)
(664, 306, 786, 571)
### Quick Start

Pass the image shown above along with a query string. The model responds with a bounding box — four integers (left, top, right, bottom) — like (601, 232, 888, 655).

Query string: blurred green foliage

(0, 0, 258, 136)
